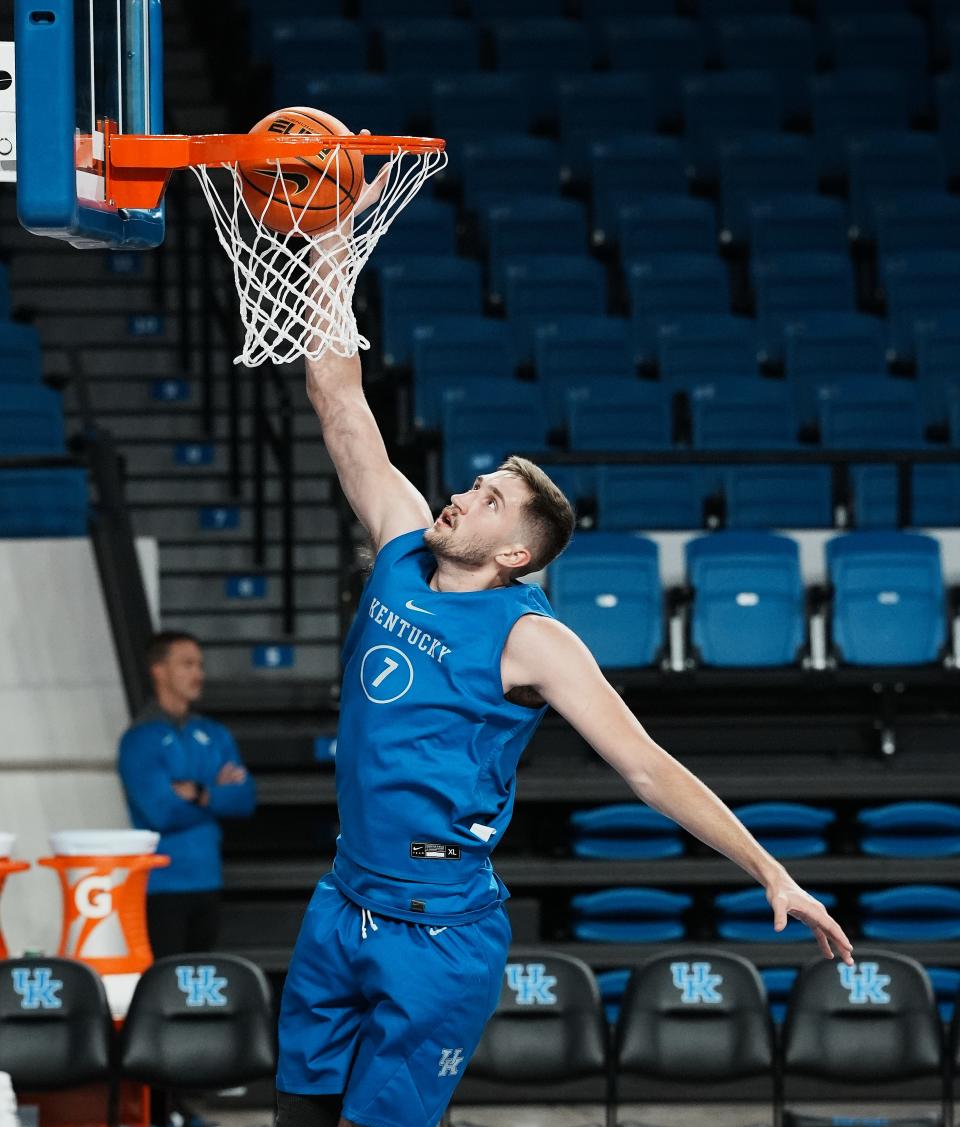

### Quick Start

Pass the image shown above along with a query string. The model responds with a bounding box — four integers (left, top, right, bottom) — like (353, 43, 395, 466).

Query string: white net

(190, 142, 447, 367)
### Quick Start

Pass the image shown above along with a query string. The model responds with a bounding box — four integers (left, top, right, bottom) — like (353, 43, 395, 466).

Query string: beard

(423, 524, 492, 567)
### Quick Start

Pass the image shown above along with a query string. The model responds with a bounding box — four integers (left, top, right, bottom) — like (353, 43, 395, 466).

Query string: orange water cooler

(0, 833, 29, 959)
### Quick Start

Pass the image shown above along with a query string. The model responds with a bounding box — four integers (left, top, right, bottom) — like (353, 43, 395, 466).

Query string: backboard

(15, 0, 164, 248)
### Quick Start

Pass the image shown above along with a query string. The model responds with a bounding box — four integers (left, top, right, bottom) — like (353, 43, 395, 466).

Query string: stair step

(159, 541, 339, 570)
(161, 572, 336, 608)
(131, 501, 338, 540)
(17, 284, 199, 315)
(125, 475, 330, 504)
(10, 251, 161, 286)
(118, 439, 332, 475)
(201, 642, 339, 680)
(70, 408, 319, 440)
(162, 611, 338, 641)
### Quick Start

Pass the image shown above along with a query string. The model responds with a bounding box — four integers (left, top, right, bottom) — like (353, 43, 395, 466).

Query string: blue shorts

(276, 876, 512, 1127)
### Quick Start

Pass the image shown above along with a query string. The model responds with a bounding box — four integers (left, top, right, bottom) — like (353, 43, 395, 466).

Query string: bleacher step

(161, 611, 338, 641)
(161, 572, 336, 608)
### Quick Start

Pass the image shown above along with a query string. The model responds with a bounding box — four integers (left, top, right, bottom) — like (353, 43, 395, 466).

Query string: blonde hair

(498, 455, 575, 574)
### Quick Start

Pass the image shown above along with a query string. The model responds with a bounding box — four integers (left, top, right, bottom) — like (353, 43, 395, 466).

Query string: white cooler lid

(0, 834, 14, 859)
(49, 829, 160, 856)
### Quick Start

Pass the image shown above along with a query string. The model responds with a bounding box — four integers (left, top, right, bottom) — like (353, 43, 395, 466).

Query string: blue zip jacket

(118, 701, 256, 893)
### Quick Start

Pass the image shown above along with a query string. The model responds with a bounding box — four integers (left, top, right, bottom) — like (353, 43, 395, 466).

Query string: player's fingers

(814, 925, 835, 959)
(772, 894, 788, 932)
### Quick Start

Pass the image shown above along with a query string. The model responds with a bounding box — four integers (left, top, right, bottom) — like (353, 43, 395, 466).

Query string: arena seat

(858, 802, 960, 858)
(657, 314, 756, 382)
(783, 312, 887, 380)
(379, 256, 483, 368)
(714, 887, 837, 942)
(464, 0, 565, 14)
(752, 252, 856, 363)
(689, 377, 799, 450)
(782, 950, 943, 1113)
(430, 74, 534, 140)
(0, 955, 112, 1092)
(569, 804, 683, 860)
(816, 376, 925, 449)
(273, 74, 405, 135)
(441, 383, 548, 491)
(682, 70, 783, 182)
(714, 16, 816, 121)
(686, 531, 806, 667)
(826, 531, 947, 666)
(462, 139, 562, 211)
(849, 465, 960, 528)
(718, 132, 818, 244)
(596, 466, 708, 532)
(411, 317, 515, 430)
(617, 195, 717, 262)
(748, 194, 848, 257)
(597, 967, 630, 1025)
(570, 887, 690, 942)
(534, 316, 633, 391)
(812, 69, 909, 181)
(557, 74, 656, 182)
(377, 19, 480, 75)
(503, 255, 607, 363)
(614, 949, 775, 1107)
(848, 133, 947, 239)
(914, 314, 960, 427)
(601, 17, 705, 123)
(0, 322, 42, 384)
(590, 135, 688, 243)
(936, 72, 960, 180)
(568, 384, 673, 452)
(486, 199, 589, 299)
(722, 465, 834, 530)
(628, 253, 730, 365)
(883, 251, 960, 362)
(875, 191, 960, 258)
(701, 0, 792, 16)
(759, 966, 798, 1025)
(119, 953, 275, 1089)
(542, 375, 641, 436)
(0, 385, 66, 455)
(826, 15, 930, 115)
(370, 197, 456, 263)
(264, 17, 366, 72)
(548, 532, 662, 667)
(454, 950, 607, 1106)
(359, 0, 456, 17)
(928, 966, 959, 1023)
(859, 886, 960, 942)
(0, 469, 89, 537)
(582, 0, 675, 21)
(731, 803, 835, 859)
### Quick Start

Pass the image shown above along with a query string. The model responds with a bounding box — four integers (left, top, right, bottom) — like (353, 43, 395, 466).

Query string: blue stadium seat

(883, 252, 960, 363)
(0, 469, 88, 537)
(859, 885, 960, 941)
(491, 19, 589, 74)
(784, 312, 886, 379)
(682, 71, 782, 182)
(858, 802, 960, 859)
(0, 323, 42, 384)
(701, 0, 792, 15)
(628, 254, 731, 365)
(569, 805, 683, 861)
(951, 384, 960, 446)
(570, 887, 690, 943)
(714, 17, 816, 121)
(411, 317, 515, 430)
(749, 195, 848, 257)
(617, 196, 717, 262)
(752, 252, 856, 363)
(848, 133, 947, 240)
(582, 0, 676, 20)
(590, 136, 687, 244)
(686, 531, 806, 666)
(596, 967, 631, 1026)
(927, 966, 960, 1023)
(718, 133, 818, 243)
(817, 0, 913, 17)
(817, 377, 924, 450)
(723, 465, 834, 529)
(915, 314, 960, 427)
(367, 197, 456, 267)
(274, 75, 405, 136)
(430, 75, 534, 140)
(875, 191, 960, 258)
(657, 314, 756, 382)
(378, 19, 479, 74)
(715, 887, 836, 942)
(441, 384, 548, 491)
(535, 318, 634, 427)
(548, 532, 663, 668)
(732, 803, 835, 859)
(486, 198, 589, 300)
(461, 137, 561, 211)
(541, 372, 642, 434)
(264, 18, 366, 71)
(464, 0, 564, 14)
(850, 465, 960, 528)
(379, 257, 483, 368)
(597, 466, 708, 532)
(601, 18, 705, 124)
(827, 15, 930, 116)
(0, 386, 66, 455)
(557, 75, 657, 182)
(760, 967, 798, 1025)
(568, 383, 673, 451)
(504, 256, 607, 364)
(936, 73, 960, 181)
(690, 377, 799, 450)
(812, 70, 909, 181)
(360, 0, 456, 16)
(826, 531, 947, 665)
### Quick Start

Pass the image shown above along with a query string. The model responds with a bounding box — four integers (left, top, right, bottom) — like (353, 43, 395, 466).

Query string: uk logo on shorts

(438, 1047, 464, 1077)
(176, 965, 228, 1007)
(506, 963, 558, 1005)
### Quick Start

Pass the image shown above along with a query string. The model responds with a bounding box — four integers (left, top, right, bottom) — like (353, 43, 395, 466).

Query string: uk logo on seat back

(11, 967, 64, 1010)
(838, 962, 891, 1004)
(505, 963, 558, 1005)
(670, 962, 724, 1004)
(175, 965, 228, 1007)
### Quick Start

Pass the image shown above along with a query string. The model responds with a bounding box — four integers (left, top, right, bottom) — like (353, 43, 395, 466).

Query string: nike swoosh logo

(252, 167, 311, 194)
(428, 927, 448, 936)
(405, 600, 435, 615)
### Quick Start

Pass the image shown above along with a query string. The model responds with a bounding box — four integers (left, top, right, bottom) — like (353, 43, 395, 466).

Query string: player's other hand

(216, 761, 248, 786)
(172, 780, 199, 802)
(767, 875, 855, 965)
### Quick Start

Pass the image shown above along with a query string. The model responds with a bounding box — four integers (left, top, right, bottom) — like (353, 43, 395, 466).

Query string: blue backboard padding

(15, 0, 166, 249)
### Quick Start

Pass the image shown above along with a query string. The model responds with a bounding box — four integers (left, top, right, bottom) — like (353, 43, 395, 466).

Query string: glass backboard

(15, 0, 164, 248)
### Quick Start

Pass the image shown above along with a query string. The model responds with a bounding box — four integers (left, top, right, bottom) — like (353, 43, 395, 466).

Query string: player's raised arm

(502, 614, 855, 966)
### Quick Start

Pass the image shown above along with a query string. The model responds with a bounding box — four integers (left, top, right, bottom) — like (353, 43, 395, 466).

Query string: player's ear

(495, 543, 531, 572)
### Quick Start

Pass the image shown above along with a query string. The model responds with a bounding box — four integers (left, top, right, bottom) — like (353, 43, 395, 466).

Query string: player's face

(153, 640, 205, 704)
(425, 471, 532, 567)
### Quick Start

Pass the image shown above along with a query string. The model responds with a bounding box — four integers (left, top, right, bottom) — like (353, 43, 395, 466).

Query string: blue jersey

(330, 529, 555, 925)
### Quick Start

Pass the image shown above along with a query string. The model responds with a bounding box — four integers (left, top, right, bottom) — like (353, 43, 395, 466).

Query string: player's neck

(430, 559, 507, 594)
(154, 684, 191, 720)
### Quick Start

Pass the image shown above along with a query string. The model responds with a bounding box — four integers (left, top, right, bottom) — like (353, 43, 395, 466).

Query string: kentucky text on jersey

(367, 596, 452, 664)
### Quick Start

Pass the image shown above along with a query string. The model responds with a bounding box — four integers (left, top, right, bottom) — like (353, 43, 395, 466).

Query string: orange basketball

(238, 106, 364, 236)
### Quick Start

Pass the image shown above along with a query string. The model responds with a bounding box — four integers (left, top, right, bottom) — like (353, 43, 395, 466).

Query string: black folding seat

(783, 948, 944, 1124)
(614, 948, 774, 1121)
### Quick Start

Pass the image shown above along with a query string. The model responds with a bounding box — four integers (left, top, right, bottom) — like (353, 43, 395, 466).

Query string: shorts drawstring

(360, 907, 379, 940)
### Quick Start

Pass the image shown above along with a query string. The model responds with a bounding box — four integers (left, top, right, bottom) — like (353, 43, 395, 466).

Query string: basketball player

(274, 199, 853, 1127)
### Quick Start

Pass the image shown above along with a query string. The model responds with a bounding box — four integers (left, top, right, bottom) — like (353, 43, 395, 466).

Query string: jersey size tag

(410, 899, 426, 912)
(410, 842, 461, 860)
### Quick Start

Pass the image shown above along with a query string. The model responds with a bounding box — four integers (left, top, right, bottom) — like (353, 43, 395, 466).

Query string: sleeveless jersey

(330, 528, 555, 925)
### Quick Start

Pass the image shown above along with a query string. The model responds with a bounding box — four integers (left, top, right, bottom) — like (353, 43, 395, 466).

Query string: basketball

(238, 106, 364, 236)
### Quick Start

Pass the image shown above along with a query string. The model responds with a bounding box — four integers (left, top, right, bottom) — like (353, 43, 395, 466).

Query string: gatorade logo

(74, 875, 113, 919)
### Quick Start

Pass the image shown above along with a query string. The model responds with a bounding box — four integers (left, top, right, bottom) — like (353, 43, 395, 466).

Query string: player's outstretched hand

(767, 875, 855, 965)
